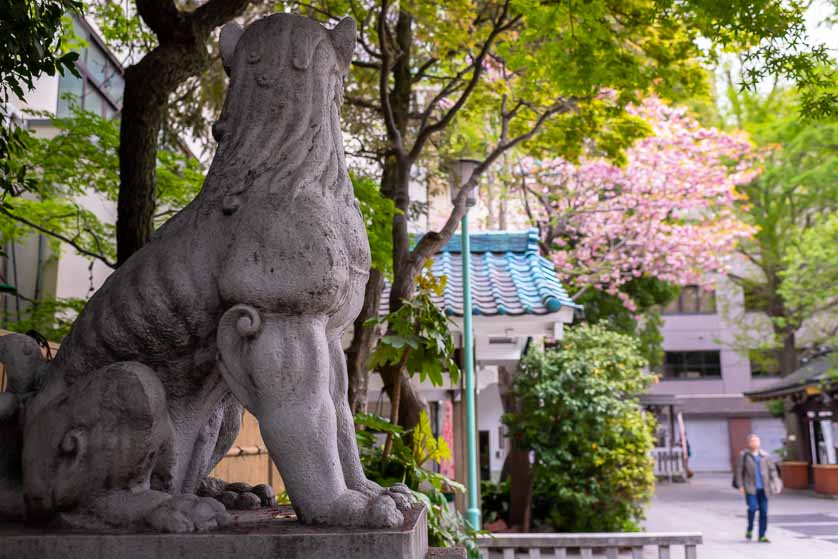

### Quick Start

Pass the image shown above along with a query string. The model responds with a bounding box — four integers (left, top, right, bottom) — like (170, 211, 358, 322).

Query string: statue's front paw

(383, 483, 413, 512)
(327, 490, 404, 529)
(368, 493, 404, 528)
(147, 495, 231, 533)
(361, 479, 413, 513)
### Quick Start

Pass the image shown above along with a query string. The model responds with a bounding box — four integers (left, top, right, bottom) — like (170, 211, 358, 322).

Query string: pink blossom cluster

(518, 97, 759, 310)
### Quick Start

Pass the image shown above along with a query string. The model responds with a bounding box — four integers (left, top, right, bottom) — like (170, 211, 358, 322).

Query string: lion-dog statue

(0, 13, 409, 532)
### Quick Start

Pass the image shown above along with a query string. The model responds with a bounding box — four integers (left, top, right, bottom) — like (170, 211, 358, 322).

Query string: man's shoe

(758, 537, 770, 543)
(745, 531, 752, 540)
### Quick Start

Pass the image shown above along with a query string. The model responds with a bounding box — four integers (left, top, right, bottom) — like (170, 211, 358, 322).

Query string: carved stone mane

(207, 16, 355, 215)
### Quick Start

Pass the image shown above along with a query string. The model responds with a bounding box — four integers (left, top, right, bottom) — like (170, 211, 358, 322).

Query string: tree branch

(409, 100, 574, 270)
(377, 0, 405, 156)
(191, 0, 253, 33)
(135, 0, 183, 40)
(1, 208, 116, 268)
(409, 1, 520, 161)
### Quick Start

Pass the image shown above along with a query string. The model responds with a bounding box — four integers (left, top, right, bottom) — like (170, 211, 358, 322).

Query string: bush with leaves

(365, 265, 460, 453)
(355, 411, 479, 557)
(504, 324, 656, 532)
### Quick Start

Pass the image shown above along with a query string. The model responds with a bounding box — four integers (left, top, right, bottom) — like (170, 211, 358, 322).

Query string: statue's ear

(329, 17, 356, 74)
(60, 427, 88, 466)
(220, 22, 245, 76)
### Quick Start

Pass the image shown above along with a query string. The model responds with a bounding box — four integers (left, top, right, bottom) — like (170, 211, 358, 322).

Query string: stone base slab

(0, 504, 427, 559)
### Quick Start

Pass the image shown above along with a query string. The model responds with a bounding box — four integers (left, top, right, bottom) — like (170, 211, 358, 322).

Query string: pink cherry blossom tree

(515, 97, 759, 310)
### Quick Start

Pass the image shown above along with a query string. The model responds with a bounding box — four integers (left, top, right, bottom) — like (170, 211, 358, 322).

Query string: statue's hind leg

(327, 336, 412, 511)
(217, 305, 403, 527)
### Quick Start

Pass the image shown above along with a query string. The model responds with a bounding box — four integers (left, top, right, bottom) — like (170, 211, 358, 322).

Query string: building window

(662, 285, 716, 315)
(56, 16, 123, 118)
(663, 351, 722, 379)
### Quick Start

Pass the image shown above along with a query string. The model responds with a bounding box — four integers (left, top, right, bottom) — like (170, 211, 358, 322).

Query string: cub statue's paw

(146, 494, 231, 533)
(327, 490, 404, 529)
(197, 477, 276, 510)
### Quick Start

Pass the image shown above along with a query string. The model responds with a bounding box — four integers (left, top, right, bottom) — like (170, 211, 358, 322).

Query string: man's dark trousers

(746, 488, 768, 538)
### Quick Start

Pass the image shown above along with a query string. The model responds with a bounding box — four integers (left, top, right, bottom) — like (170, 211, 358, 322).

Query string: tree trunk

(346, 268, 384, 413)
(777, 330, 798, 375)
(373, 9, 428, 430)
(118, 44, 204, 265)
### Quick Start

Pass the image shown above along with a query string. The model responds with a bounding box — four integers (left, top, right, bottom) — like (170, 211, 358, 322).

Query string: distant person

(735, 434, 782, 542)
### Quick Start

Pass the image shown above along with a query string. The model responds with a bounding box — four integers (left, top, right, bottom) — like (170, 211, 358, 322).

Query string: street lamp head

(447, 157, 481, 207)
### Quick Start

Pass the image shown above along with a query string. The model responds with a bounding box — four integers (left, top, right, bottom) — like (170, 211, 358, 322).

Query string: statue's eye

(247, 52, 261, 64)
(256, 74, 273, 87)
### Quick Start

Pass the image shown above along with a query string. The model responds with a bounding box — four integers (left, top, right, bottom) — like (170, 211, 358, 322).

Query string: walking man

(735, 433, 782, 542)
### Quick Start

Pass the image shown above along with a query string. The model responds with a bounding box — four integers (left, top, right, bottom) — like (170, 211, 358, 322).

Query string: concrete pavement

(644, 473, 838, 558)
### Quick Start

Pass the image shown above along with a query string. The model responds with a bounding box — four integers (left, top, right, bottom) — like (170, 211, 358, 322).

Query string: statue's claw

(146, 494, 231, 533)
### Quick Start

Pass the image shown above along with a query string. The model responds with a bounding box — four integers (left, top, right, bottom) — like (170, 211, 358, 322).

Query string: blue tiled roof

(384, 229, 580, 317)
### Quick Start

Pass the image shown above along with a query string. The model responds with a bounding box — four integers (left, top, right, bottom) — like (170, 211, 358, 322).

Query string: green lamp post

(448, 157, 481, 530)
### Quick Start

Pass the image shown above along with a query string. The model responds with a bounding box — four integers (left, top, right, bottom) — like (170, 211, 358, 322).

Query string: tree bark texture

(345, 268, 384, 414)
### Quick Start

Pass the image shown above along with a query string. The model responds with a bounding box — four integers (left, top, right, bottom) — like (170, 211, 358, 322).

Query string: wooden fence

(478, 532, 702, 559)
(0, 330, 282, 491)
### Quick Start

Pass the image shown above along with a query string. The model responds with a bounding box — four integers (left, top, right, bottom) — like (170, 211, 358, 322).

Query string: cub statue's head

(209, 14, 357, 214)
(21, 362, 173, 519)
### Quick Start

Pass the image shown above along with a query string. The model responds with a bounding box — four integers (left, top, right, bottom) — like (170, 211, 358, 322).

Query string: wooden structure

(478, 532, 702, 558)
(651, 447, 686, 482)
(745, 353, 837, 494)
(0, 330, 282, 491)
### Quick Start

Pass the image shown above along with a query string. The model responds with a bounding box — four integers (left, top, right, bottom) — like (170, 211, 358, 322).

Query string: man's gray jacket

(735, 449, 778, 495)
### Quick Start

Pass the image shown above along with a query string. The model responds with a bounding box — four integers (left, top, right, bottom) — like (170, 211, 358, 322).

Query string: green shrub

(355, 411, 480, 557)
(503, 324, 656, 532)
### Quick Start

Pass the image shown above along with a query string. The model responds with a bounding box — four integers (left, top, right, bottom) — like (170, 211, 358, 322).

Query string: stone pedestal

(0, 504, 428, 559)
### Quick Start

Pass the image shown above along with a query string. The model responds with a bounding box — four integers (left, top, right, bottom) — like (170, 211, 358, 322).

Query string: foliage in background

(574, 277, 680, 368)
(514, 97, 758, 312)
(480, 479, 510, 526)
(723, 85, 838, 374)
(779, 211, 838, 348)
(365, 264, 460, 454)
(1, 0, 81, 229)
(351, 172, 397, 278)
(504, 324, 656, 532)
(355, 411, 479, 557)
(0, 104, 204, 335)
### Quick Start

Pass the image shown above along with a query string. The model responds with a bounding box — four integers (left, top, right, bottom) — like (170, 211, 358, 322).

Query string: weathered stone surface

(0, 12, 409, 533)
(0, 505, 428, 559)
(252, 483, 276, 507)
(225, 482, 253, 495)
(427, 547, 468, 558)
(234, 492, 262, 510)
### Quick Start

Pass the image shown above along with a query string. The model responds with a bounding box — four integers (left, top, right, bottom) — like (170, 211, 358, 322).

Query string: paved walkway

(644, 473, 838, 558)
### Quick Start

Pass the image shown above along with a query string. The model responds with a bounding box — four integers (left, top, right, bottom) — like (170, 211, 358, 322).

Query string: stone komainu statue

(0, 14, 409, 532)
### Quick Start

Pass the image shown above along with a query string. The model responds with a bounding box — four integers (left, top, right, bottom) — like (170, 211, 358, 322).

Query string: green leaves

(2, 103, 204, 270)
(366, 264, 460, 386)
(504, 323, 656, 532)
(351, 172, 398, 277)
(354, 410, 478, 555)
